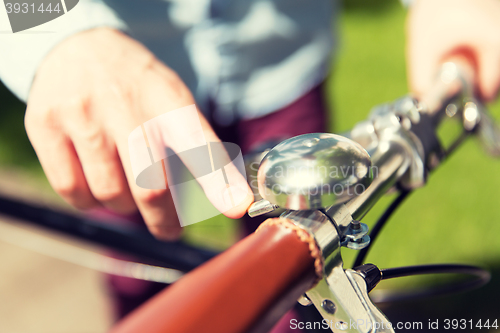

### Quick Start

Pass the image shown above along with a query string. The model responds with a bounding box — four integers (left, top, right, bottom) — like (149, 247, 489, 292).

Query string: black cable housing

(367, 264, 491, 303)
(352, 189, 411, 268)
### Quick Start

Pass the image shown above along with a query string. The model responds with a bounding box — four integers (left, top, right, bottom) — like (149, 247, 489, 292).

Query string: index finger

(130, 104, 254, 226)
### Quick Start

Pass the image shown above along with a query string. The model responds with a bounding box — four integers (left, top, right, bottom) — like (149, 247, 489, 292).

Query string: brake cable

(352, 189, 412, 268)
(354, 263, 491, 303)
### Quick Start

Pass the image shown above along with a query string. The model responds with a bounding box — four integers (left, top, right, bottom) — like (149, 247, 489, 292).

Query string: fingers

(27, 43, 251, 242)
(193, 115, 254, 219)
(137, 70, 254, 219)
(406, 0, 434, 97)
(115, 131, 183, 241)
(59, 98, 137, 214)
(407, 0, 500, 101)
(142, 101, 254, 220)
(103, 89, 183, 241)
(132, 187, 182, 241)
(25, 106, 99, 210)
(406, 0, 450, 98)
(25, 28, 187, 241)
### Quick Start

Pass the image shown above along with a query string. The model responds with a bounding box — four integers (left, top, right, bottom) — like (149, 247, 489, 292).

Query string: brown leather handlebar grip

(110, 218, 322, 333)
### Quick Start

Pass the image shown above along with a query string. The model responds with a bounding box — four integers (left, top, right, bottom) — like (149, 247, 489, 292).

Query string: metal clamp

(351, 96, 427, 190)
(282, 210, 394, 333)
(341, 220, 370, 250)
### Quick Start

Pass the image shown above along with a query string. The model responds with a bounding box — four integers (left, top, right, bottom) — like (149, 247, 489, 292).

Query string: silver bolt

(321, 299, 336, 314)
(247, 199, 278, 218)
(336, 321, 348, 331)
(350, 220, 361, 230)
(297, 294, 312, 306)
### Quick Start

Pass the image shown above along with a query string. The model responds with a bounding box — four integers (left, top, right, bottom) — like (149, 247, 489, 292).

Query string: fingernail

(222, 185, 251, 209)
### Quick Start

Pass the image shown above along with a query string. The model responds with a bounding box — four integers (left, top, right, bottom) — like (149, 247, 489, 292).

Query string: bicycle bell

(257, 133, 373, 210)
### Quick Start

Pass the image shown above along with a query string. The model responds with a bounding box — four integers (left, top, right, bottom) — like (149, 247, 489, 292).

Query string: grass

(332, 0, 500, 274)
(1, 0, 500, 328)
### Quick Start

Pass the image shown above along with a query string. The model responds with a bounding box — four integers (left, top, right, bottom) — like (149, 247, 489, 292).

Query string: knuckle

(66, 95, 88, 109)
(52, 179, 96, 210)
(82, 129, 108, 150)
(25, 107, 57, 132)
(92, 184, 125, 203)
(52, 178, 81, 199)
(64, 96, 92, 123)
(105, 78, 137, 103)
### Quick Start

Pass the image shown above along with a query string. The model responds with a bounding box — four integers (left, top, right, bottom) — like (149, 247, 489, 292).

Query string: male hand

(407, 0, 500, 101)
(25, 28, 253, 240)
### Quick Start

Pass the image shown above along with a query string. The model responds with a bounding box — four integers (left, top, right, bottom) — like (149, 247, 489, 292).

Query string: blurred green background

(0, 0, 499, 331)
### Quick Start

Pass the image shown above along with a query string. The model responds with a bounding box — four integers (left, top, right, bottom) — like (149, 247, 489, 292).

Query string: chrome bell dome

(257, 133, 373, 210)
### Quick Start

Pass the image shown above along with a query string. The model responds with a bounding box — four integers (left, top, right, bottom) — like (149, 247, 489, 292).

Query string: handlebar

(110, 218, 321, 333)
(114, 60, 499, 333)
